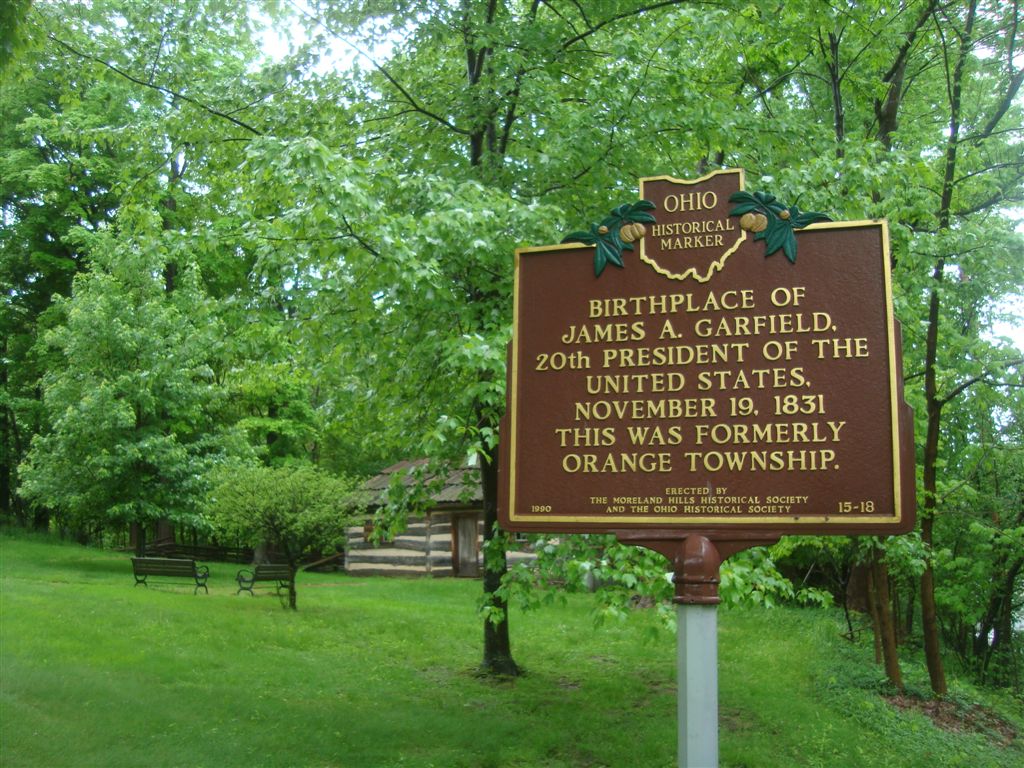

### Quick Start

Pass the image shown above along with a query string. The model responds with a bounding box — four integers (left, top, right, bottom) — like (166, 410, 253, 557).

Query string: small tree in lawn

(207, 464, 358, 609)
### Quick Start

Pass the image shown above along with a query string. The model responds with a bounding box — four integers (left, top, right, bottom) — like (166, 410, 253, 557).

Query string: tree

(937, 412, 1024, 686)
(206, 464, 359, 609)
(0, 0, 32, 71)
(890, 0, 1023, 695)
(298, 0, 761, 677)
(4, 0, 308, 535)
(1, 10, 129, 525)
(17, 226, 248, 544)
(236, 129, 563, 671)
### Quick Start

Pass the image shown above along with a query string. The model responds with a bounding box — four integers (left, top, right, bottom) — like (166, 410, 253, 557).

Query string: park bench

(131, 557, 210, 594)
(235, 563, 293, 596)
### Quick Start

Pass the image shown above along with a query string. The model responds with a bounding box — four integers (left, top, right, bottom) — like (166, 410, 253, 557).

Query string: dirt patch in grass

(887, 694, 1017, 747)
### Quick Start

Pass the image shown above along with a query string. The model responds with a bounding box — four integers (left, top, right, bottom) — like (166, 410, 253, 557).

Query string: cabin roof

(360, 459, 482, 509)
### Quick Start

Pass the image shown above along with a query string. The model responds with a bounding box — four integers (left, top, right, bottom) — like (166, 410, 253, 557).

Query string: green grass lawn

(1, 530, 1021, 768)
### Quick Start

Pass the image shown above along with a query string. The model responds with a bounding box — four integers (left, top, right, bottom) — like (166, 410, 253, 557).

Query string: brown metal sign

(499, 170, 915, 536)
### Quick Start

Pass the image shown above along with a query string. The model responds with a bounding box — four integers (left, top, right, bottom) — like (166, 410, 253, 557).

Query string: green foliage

(236, 133, 565, 473)
(206, 463, 358, 564)
(721, 547, 835, 609)
(1, 0, 280, 529)
(498, 533, 670, 629)
(226, 362, 322, 465)
(206, 461, 360, 609)
(499, 534, 833, 633)
(0, 0, 32, 72)
(17, 239, 246, 531)
(931, 440, 1024, 684)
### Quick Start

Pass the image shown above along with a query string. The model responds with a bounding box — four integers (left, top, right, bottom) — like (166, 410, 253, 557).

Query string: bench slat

(131, 557, 209, 594)
(253, 564, 291, 580)
(235, 563, 293, 596)
(133, 561, 195, 574)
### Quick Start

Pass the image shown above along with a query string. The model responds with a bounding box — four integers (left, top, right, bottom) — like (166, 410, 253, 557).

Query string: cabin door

(452, 515, 480, 577)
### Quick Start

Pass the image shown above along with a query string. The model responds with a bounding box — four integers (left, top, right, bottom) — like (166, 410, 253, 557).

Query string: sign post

(679, 599, 717, 767)
(616, 531, 769, 768)
(498, 169, 915, 767)
(674, 535, 720, 768)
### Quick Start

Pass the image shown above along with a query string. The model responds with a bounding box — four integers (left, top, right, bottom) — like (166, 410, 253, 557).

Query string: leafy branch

(561, 200, 656, 277)
(48, 34, 264, 137)
(728, 191, 830, 263)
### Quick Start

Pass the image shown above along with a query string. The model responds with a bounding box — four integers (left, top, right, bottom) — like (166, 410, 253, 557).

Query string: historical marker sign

(499, 169, 915, 535)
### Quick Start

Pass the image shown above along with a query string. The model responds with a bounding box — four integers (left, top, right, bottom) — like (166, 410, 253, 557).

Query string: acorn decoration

(729, 190, 830, 263)
(619, 222, 647, 242)
(562, 200, 656, 277)
(739, 212, 769, 233)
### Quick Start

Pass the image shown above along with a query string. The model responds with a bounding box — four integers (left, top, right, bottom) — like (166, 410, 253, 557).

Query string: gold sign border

(638, 168, 748, 283)
(506, 219, 904, 528)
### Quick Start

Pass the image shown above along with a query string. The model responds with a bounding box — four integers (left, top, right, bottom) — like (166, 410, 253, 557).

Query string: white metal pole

(678, 602, 718, 768)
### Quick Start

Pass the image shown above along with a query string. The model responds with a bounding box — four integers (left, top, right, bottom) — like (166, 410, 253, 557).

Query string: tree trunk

(254, 541, 270, 564)
(919, 0, 981, 698)
(821, 31, 844, 158)
(866, 566, 883, 664)
(920, 331, 947, 696)
(904, 589, 915, 640)
(874, 0, 935, 151)
(131, 521, 146, 556)
(153, 185, 179, 545)
(871, 550, 903, 690)
(0, 335, 9, 517)
(853, 0, 947, 693)
(891, 580, 904, 645)
(287, 563, 298, 610)
(31, 506, 50, 531)
(155, 517, 175, 545)
(462, 0, 519, 678)
(479, 440, 519, 676)
(919, 555, 946, 694)
(978, 559, 1022, 684)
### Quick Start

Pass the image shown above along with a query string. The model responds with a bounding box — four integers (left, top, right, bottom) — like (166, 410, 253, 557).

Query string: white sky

(255, 2, 393, 76)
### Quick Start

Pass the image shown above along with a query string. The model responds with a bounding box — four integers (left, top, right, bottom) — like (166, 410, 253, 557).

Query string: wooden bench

(131, 557, 209, 594)
(235, 563, 293, 596)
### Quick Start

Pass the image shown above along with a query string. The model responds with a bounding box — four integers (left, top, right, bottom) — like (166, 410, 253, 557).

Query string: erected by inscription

(498, 170, 915, 535)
